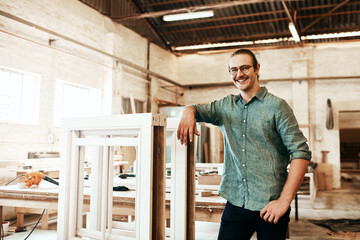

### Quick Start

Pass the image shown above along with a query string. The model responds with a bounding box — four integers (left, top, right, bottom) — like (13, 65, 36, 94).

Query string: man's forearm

(181, 105, 197, 117)
(279, 159, 309, 204)
(177, 105, 199, 145)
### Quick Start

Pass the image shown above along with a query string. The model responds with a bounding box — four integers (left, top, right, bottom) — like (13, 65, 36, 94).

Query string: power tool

(24, 171, 59, 188)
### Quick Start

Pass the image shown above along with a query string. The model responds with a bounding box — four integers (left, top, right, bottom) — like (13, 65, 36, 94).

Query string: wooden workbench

(0, 181, 225, 233)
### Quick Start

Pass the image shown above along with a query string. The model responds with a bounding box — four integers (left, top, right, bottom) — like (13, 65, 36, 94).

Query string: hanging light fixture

(288, 22, 300, 42)
(163, 10, 214, 22)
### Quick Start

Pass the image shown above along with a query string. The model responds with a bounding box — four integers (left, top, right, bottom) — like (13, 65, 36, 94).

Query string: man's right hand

(177, 106, 200, 145)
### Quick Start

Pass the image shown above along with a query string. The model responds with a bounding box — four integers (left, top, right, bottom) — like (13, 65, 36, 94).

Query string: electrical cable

(4, 174, 25, 186)
(3, 173, 58, 239)
(24, 209, 45, 240)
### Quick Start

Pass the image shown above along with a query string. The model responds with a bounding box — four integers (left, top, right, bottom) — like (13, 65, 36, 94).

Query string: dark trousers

(217, 201, 290, 240)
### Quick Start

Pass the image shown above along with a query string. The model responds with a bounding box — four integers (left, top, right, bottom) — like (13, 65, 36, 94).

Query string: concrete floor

(3, 175, 360, 240)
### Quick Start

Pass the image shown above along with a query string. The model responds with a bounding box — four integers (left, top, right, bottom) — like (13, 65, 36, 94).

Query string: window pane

(54, 80, 102, 127)
(0, 67, 39, 124)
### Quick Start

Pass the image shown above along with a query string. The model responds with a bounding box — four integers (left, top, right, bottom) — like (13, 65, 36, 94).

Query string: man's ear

(255, 63, 260, 73)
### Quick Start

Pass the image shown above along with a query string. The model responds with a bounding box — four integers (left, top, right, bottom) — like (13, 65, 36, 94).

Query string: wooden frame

(57, 113, 166, 240)
(166, 118, 195, 240)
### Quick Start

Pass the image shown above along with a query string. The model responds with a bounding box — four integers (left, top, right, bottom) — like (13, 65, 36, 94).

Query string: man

(177, 49, 311, 240)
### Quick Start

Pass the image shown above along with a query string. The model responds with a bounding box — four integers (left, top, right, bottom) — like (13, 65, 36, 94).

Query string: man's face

(229, 54, 260, 92)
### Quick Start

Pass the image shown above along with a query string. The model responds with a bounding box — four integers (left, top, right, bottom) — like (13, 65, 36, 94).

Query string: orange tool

(25, 171, 59, 188)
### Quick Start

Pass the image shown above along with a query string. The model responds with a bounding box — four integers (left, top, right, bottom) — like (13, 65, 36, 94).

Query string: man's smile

(235, 78, 248, 83)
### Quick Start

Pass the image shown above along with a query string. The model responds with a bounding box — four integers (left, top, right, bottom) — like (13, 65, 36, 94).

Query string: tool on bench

(24, 171, 59, 188)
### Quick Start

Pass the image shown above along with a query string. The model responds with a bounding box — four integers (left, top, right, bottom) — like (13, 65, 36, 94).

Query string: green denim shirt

(193, 87, 311, 211)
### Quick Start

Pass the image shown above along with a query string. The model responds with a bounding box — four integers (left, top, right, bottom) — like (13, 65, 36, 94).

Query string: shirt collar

(255, 87, 267, 101)
(236, 86, 267, 103)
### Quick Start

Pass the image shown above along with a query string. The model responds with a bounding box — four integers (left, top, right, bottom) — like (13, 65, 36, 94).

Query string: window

(53, 79, 102, 127)
(122, 97, 145, 114)
(0, 67, 40, 125)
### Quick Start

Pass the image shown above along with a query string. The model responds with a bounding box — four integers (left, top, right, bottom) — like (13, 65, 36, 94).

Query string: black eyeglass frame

(229, 65, 254, 76)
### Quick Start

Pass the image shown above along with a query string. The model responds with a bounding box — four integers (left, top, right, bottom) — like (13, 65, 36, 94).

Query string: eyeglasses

(229, 65, 253, 76)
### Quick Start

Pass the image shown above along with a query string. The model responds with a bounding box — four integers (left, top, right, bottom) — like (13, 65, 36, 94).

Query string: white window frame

(57, 113, 166, 240)
(0, 66, 40, 125)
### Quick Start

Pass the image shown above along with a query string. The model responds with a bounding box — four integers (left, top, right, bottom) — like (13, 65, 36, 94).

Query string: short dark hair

(230, 49, 258, 69)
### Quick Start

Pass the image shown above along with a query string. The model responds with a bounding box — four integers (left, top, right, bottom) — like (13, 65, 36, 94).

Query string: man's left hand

(259, 198, 290, 224)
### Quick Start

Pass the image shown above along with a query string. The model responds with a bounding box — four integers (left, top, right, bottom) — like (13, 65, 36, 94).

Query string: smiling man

(177, 49, 311, 240)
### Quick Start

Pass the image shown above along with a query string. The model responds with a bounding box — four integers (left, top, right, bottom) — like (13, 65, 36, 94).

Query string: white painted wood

(108, 146, 114, 238)
(57, 127, 72, 240)
(76, 144, 85, 231)
(89, 147, 103, 231)
(166, 118, 187, 240)
(112, 221, 135, 230)
(68, 131, 80, 239)
(136, 121, 153, 240)
(81, 129, 139, 137)
(58, 113, 162, 240)
(101, 145, 109, 239)
(73, 137, 139, 147)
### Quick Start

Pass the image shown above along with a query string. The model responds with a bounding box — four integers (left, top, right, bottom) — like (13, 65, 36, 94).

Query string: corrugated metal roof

(79, 0, 360, 53)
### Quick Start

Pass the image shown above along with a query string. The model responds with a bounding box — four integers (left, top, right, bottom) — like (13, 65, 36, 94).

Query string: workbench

(0, 181, 226, 234)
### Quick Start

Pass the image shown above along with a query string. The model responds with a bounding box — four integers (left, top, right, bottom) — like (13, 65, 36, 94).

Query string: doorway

(339, 111, 360, 173)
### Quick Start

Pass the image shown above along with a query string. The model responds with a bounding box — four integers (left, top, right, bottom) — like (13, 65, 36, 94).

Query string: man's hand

(177, 106, 200, 145)
(260, 158, 309, 224)
(259, 198, 290, 224)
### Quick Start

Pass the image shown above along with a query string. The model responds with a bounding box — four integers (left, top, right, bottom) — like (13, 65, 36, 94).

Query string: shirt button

(243, 120, 246, 123)
(242, 134, 245, 137)
(242, 149, 245, 152)
(242, 164, 246, 167)
(244, 106, 247, 109)
(242, 179, 246, 182)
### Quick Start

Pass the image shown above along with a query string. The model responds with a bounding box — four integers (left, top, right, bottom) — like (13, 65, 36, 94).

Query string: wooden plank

(152, 125, 166, 240)
(187, 140, 196, 240)
(198, 174, 221, 185)
(199, 191, 212, 197)
(17, 212, 24, 227)
(0, 206, 2, 235)
(41, 210, 49, 230)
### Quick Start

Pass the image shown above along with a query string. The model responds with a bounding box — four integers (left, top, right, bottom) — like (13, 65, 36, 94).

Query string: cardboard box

(316, 163, 333, 190)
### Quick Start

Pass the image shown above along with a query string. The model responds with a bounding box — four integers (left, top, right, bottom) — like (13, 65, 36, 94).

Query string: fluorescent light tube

(163, 10, 214, 22)
(288, 22, 300, 42)
(302, 31, 360, 40)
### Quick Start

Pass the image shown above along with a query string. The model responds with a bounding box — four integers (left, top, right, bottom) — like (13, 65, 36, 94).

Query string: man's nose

(236, 69, 244, 77)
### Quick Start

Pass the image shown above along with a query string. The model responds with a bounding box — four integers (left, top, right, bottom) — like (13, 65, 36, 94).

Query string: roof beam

(125, 0, 171, 51)
(114, 0, 297, 21)
(163, 17, 289, 34)
(302, 0, 350, 32)
(163, 9, 286, 27)
(162, 9, 360, 35)
(163, 2, 360, 28)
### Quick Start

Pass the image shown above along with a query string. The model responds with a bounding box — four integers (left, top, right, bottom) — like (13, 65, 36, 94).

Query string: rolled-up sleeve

(193, 99, 224, 126)
(275, 100, 312, 161)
